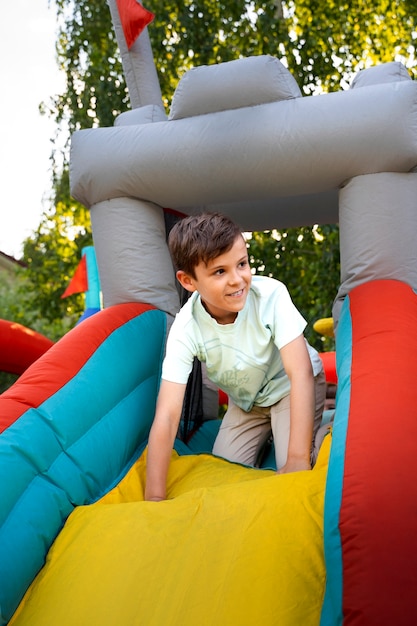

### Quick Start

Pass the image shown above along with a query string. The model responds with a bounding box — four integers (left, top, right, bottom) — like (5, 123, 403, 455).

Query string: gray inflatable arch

(70, 27, 417, 318)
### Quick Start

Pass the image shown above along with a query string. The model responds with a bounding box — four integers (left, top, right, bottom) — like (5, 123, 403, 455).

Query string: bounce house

(0, 320, 53, 377)
(1, 2, 417, 624)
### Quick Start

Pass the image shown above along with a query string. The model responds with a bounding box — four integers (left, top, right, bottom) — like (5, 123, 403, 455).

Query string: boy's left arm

(278, 335, 315, 474)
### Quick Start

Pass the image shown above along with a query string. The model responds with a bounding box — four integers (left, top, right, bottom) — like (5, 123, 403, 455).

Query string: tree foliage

(17, 0, 417, 343)
(247, 225, 340, 350)
(22, 207, 90, 329)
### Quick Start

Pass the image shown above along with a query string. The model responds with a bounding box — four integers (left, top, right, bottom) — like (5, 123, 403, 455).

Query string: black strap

(178, 358, 204, 442)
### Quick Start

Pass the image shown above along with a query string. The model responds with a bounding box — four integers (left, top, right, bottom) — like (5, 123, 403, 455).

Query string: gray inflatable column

(333, 172, 417, 325)
(90, 197, 180, 317)
(107, 0, 164, 111)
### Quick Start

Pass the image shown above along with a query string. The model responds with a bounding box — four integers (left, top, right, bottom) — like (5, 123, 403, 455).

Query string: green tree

(247, 225, 339, 351)
(19, 0, 416, 343)
(21, 169, 92, 331)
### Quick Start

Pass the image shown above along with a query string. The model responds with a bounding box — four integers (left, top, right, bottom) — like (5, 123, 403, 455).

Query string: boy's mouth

(228, 288, 244, 298)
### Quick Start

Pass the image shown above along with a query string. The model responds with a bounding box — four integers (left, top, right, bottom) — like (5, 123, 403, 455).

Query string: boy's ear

(176, 270, 197, 293)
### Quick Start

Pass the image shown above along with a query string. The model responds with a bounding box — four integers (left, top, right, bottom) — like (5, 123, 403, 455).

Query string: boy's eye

(239, 260, 248, 268)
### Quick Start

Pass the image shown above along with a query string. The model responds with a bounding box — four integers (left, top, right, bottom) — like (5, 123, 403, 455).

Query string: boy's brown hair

(168, 212, 243, 278)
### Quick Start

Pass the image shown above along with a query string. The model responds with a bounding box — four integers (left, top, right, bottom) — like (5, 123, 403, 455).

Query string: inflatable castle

(1, 2, 417, 624)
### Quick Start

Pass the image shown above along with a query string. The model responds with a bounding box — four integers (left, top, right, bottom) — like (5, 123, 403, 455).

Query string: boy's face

(177, 235, 252, 325)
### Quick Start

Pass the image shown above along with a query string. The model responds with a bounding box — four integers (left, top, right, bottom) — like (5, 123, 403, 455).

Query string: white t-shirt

(162, 275, 322, 411)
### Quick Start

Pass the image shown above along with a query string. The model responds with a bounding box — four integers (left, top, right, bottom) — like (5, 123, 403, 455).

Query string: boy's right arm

(145, 379, 186, 502)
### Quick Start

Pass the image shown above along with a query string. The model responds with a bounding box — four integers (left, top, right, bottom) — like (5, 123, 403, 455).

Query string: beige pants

(212, 370, 326, 469)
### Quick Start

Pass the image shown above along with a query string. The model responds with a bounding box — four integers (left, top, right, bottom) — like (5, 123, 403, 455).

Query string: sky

(0, 0, 64, 258)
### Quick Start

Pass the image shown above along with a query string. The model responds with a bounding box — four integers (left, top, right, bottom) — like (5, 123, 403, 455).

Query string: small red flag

(116, 0, 155, 49)
(61, 255, 88, 299)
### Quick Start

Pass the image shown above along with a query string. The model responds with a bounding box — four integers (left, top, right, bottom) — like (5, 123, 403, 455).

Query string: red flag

(116, 0, 155, 49)
(61, 255, 88, 299)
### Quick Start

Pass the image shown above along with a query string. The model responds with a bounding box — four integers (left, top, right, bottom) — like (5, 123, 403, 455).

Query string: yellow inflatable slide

(10, 440, 329, 626)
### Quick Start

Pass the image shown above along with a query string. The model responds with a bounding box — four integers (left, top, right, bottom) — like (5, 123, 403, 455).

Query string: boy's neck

(201, 300, 238, 325)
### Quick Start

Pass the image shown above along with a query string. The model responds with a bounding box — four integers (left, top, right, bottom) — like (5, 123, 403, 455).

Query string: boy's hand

(146, 496, 165, 502)
(276, 456, 311, 474)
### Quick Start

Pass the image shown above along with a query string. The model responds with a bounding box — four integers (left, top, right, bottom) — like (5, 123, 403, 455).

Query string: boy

(145, 213, 325, 501)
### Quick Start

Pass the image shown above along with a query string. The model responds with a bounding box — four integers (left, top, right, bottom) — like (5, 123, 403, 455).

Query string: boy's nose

(229, 270, 240, 284)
